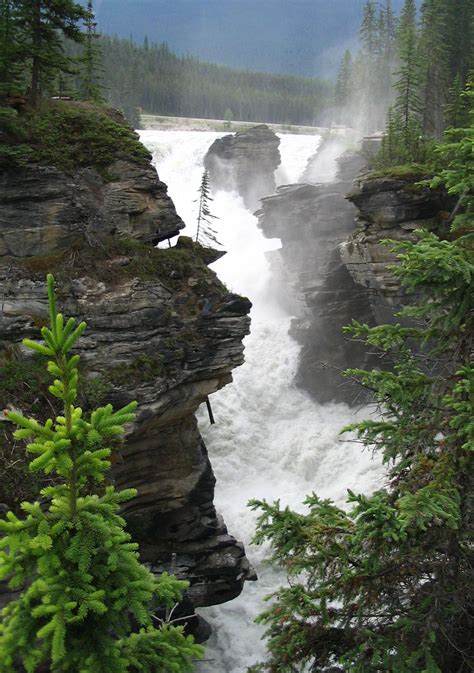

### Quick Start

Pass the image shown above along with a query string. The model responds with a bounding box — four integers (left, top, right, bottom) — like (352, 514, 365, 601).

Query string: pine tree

(16, 0, 88, 105)
(359, 0, 379, 132)
(419, 0, 450, 138)
(195, 169, 220, 248)
(445, 0, 474, 84)
(444, 73, 470, 130)
(249, 126, 474, 671)
(360, 0, 378, 57)
(379, 0, 397, 67)
(79, 0, 104, 103)
(0, 0, 24, 97)
(392, 0, 423, 158)
(432, 81, 474, 235)
(334, 49, 352, 122)
(376, 0, 397, 108)
(378, 105, 401, 165)
(0, 275, 204, 672)
(223, 107, 234, 129)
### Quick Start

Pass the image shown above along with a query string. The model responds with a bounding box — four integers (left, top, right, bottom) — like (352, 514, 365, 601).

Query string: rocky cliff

(0, 159, 184, 258)
(0, 113, 254, 614)
(257, 146, 447, 404)
(256, 148, 374, 403)
(204, 124, 281, 211)
(342, 171, 447, 323)
(203, 125, 447, 404)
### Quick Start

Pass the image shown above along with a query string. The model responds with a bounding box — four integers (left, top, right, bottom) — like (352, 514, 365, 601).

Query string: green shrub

(0, 275, 203, 672)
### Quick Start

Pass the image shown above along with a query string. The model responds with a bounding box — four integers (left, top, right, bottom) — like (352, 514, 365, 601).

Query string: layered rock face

(342, 173, 446, 323)
(257, 149, 374, 404)
(0, 150, 254, 608)
(0, 158, 184, 258)
(205, 124, 281, 211)
(257, 151, 447, 403)
(202, 124, 448, 408)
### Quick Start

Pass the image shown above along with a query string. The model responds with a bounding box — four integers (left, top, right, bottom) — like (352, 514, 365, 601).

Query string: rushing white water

(139, 129, 383, 673)
(275, 133, 322, 186)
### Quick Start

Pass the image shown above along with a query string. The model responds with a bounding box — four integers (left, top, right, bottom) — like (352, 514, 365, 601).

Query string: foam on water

(139, 129, 384, 672)
(275, 133, 322, 186)
(139, 129, 226, 242)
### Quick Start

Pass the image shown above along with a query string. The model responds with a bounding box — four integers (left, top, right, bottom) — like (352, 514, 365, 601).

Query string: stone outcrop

(257, 149, 447, 404)
(256, 149, 375, 404)
(205, 124, 281, 211)
(0, 149, 254, 610)
(0, 159, 184, 258)
(342, 173, 446, 323)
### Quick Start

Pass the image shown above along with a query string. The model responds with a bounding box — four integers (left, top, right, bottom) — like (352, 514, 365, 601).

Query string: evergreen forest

(335, 0, 474, 145)
(85, 36, 335, 127)
(0, 0, 334, 128)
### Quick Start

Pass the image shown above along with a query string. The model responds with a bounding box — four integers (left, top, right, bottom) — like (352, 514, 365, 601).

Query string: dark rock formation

(257, 149, 448, 404)
(0, 155, 254, 608)
(257, 150, 373, 404)
(0, 159, 183, 258)
(342, 174, 446, 322)
(204, 124, 281, 211)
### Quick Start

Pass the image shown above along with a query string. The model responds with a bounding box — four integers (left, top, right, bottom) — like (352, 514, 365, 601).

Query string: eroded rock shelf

(0, 141, 254, 612)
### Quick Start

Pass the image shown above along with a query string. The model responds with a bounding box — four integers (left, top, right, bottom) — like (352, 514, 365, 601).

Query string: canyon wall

(262, 158, 447, 403)
(0, 130, 255, 613)
(205, 128, 447, 404)
(342, 171, 446, 323)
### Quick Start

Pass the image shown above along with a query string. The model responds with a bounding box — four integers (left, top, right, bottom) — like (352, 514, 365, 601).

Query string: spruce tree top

(0, 274, 203, 673)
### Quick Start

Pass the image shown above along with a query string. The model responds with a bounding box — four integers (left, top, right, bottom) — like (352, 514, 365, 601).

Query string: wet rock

(218, 295, 253, 315)
(205, 124, 281, 211)
(0, 158, 184, 258)
(342, 173, 447, 322)
(257, 150, 374, 404)
(0, 151, 254, 608)
(257, 150, 448, 404)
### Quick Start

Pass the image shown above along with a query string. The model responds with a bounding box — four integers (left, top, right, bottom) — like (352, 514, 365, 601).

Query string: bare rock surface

(342, 174, 446, 322)
(204, 124, 281, 211)
(0, 158, 184, 258)
(0, 153, 254, 607)
(257, 151, 447, 404)
(257, 150, 372, 403)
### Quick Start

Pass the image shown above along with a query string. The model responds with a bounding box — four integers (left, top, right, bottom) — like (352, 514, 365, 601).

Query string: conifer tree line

(0, 0, 334, 127)
(95, 35, 333, 127)
(335, 0, 474, 153)
(0, 0, 103, 105)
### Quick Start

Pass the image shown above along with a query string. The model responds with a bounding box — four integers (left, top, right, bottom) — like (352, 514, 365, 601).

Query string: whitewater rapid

(139, 129, 383, 672)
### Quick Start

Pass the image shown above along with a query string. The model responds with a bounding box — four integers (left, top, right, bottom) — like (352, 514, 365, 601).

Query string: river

(139, 129, 383, 672)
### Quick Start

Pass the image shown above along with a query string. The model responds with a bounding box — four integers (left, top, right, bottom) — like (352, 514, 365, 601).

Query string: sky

(92, 0, 407, 78)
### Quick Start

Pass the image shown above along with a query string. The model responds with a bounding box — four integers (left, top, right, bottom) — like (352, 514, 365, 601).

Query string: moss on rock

(0, 100, 150, 173)
(368, 163, 433, 182)
(20, 236, 227, 298)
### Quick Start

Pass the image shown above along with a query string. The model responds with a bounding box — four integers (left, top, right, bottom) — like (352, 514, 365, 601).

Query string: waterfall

(139, 129, 383, 672)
